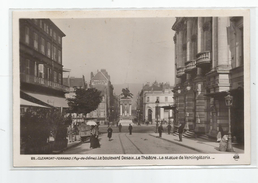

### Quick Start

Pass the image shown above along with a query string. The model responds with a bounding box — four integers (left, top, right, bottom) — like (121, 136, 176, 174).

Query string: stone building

(139, 82, 174, 124)
(87, 69, 114, 124)
(172, 17, 244, 143)
(20, 19, 68, 109)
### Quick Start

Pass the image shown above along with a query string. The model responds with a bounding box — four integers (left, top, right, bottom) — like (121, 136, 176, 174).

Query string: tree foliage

(67, 88, 102, 114)
(120, 88, 133, 98)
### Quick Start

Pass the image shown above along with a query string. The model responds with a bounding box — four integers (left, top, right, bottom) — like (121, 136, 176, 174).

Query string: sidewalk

(149, 133, 244, 154)
(52, 140, 82, 154)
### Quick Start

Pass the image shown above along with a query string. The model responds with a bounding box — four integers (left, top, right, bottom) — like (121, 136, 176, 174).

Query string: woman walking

(90, 125, 100, 148)
(107, 126, 113, 141)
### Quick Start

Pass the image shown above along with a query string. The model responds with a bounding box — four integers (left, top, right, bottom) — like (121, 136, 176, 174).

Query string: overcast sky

(52, 18, 176, 85)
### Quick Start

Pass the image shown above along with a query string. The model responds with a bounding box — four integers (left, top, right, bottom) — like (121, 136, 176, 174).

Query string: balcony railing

(176, 67, 185, 78)
(185, 60, 196, 73)
(196, 51, 211, 66)
(20, 73, 69, 92)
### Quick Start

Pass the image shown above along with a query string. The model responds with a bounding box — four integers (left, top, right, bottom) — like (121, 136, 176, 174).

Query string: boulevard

(62, 125, 198, 154)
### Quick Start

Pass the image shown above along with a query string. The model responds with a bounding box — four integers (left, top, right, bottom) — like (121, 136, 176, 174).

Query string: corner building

(172, 17, 244, 143)
(20, 19, 68, 108)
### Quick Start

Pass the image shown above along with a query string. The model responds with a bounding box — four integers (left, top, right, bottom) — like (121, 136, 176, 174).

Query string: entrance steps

(172, 130, 215, 142)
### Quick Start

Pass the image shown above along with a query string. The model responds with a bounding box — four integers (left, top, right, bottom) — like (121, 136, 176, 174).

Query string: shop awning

(20, 98, 50, 108)
(24, 92, 69, 108)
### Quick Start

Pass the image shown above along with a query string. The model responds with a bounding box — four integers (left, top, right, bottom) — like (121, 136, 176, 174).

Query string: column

(212, 17, 218, 69)
(187, 18, 193, 61)
(120, 104, 122, 115)
(178, 31, 183, 67)
(129, 104, 132, 115)
(160, 107, 164, 120)
(217, 17, 229, 66)
(197, 17, 203, 53)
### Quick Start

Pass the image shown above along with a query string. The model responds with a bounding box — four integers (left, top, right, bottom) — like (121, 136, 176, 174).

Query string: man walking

(128, 124, 133, 135)
(167, 123, 172, 135)
(118, 123, 122, 133)
(158, 123, 163, 137)
(178, 123, 185, 142)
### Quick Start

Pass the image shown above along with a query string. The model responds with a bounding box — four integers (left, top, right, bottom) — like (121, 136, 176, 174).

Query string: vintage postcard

(13, 9, 250, 167)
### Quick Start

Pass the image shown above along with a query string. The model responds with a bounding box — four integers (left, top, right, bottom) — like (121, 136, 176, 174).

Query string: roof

(63, 77, 86, 88)
(92, 72, 108, 81)
(142, 82, 172, 92)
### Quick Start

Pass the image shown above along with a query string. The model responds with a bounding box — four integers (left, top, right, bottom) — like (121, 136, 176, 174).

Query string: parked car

(118, 119, 134, 126)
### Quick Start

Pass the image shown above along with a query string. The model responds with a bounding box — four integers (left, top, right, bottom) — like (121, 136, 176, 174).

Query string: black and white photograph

(13, 10, 250, 166)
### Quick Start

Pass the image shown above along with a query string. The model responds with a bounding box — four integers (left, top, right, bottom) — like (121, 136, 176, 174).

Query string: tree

(67, 88, 102, 115)
(120, 88, 133, 98)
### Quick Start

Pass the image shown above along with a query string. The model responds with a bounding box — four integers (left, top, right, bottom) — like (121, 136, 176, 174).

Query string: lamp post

(137, 109, 140, 125)
(225, 92, 234, 152)
(155, 98, 160, 133)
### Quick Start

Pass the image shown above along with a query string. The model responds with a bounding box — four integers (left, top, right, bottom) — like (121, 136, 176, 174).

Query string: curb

(149, 134, 203, 153)
(52, 141, 83, 154)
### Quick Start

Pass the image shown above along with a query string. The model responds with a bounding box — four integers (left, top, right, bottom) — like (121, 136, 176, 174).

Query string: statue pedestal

(120, 97, 133, 119)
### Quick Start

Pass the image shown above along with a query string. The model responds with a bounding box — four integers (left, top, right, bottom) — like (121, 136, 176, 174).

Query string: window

(41, 37, 45, 54)
(53, 46, 57, 61)
(50, 28, 52, 37)
(34, 61, 37, 76)
(25, 59, 30, 74)
(38, 64, 44, 78)
(147, 97, 149, 102)
(58, 36, 61, 44)
(53, 31, 56, 40)
(47, 42, 51, 57)
(157, 97, 159, 101)
(58, 73, 61, 84)
(46, 67, 50, 80)
(54, 71, 57, 82)
(39, 20, 43, 29)
(44, 23, 47, 32)
(58, 50, 61, 63)
(165, 97, 168, 102)
(33, 33, 38, 50)
(25, 26, 29, 44)
(46, 25, 49, 34)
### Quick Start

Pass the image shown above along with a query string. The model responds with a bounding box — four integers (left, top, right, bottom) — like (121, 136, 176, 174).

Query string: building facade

(20, 19, 68, 108)
(139, 82, 174, 124)
(63, 76, 87, 99)
(87, 69, 114, 124)
(172, 17, 244, 143)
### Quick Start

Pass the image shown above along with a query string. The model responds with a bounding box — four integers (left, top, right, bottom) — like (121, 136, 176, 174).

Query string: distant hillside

(113, 83, 143, 109)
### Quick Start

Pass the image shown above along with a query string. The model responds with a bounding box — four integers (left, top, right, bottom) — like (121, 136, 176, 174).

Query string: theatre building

(20, 19, 69, 110)
(172, 17, 244, 143)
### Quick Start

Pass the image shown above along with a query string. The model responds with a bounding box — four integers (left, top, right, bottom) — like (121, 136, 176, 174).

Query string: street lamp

(225, 92, 234, 152)
(137, 109, 140, 125)
(155, 98, 160, 133)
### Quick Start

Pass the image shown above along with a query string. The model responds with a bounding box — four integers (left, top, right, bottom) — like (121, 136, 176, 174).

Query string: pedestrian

(118, 123, 122, 133)
(167, 123, 172, 135)
(178, 123, 185, 142)
(128, 124, 133, 135)
(158, 123, 163, 137)
(107, 126, 113, 141)
(90, 125, 100, 148)
(217, 124, 224, 142)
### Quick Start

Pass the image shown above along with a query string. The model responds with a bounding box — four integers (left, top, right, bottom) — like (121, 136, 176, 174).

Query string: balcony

(185, 60, 196, 73)
(176, 67, 185, 78)
(20, 73, 69, 92)
(196, 51, 211, 67)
